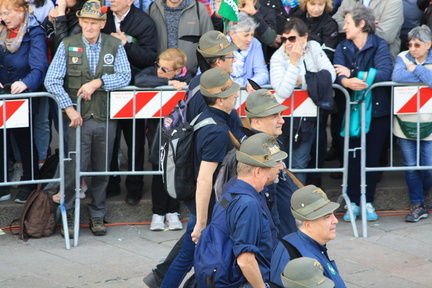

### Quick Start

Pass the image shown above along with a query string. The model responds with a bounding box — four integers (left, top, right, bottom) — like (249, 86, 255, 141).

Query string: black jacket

(102, 5, 158, 80)
(134, 66, 193, 88)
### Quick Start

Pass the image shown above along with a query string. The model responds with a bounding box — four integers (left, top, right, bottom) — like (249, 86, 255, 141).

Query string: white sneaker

(11, 163, 23, 188)
(80, 183, 88, 199)
(150, 214, 165, 231)
(166, 213, 183, 230)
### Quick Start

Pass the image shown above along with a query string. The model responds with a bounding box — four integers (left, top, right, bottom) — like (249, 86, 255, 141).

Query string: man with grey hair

(195, 133, 287, 288)
(270, 185, 346, 287)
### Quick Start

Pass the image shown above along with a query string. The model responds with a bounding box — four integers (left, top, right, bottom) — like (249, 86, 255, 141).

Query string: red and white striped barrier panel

(0, 99, 29, 128)
(394, 86, 432, 114)
(110, 89, 317, 119)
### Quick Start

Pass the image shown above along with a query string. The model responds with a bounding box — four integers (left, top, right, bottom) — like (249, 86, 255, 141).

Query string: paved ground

(1, 211, 432, 288)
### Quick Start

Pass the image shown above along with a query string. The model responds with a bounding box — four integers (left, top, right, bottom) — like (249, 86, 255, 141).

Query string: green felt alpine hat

(197, 30, 238, 58)
(245, 89, 289, 118)
(236, 133, 287, 168)
(281, 257, 335, 288)
(291, 185, 340, 221)
(200, 68, 240, 98)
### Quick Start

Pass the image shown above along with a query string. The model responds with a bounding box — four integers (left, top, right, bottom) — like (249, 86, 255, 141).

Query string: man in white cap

(270, 185, 346, 287)
(44, 0, 131, 237)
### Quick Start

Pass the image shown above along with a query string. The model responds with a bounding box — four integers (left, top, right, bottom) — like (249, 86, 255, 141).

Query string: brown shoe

(61, 213, 74, 239)
(90, 217, 107, 236)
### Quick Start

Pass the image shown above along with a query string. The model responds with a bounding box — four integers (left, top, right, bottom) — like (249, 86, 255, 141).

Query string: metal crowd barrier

(357, 81, 432, 237)
(0, 92, 69, 249)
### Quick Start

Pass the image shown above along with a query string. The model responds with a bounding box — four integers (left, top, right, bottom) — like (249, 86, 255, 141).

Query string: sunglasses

(222, 56, 235, 60)
(407, 42, 423, 49)
(281, 36, 297, 44)
(155, 62, 175, 73)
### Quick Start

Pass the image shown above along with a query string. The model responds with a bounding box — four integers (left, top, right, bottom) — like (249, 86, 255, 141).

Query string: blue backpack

(194, 191, 247, 288)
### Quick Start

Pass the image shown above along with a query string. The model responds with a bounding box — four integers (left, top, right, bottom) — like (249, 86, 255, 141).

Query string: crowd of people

(0, 0, 431, 286)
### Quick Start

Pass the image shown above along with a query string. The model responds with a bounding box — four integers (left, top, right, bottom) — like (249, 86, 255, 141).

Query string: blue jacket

(0, 14, 48, 92)
(270, 230, 346, 287)
(392, 49, 432, 87)
(334, 33, 392, 117)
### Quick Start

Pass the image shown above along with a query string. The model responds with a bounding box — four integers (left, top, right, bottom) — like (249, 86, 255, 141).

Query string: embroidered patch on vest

(104, 53, 114, 65)
(69, 47, 83, 52)
(72, 57, 79, 64)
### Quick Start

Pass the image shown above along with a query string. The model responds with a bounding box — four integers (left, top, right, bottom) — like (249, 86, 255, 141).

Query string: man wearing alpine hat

(270, 185, 346, 287)
(44, 0, 131, 238)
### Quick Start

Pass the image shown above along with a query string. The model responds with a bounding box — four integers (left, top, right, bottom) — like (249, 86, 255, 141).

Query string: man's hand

(77, 79, 102, 101)
(191, 222, 206, 244)
(110, 29, 127, 46)
(10, 81, 27, 94)
(64, 106, 83, 127)
(168, 80, 187, 91)
(239, 0, 257, 15)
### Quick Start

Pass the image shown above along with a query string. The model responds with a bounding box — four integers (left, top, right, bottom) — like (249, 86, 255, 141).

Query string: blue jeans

(398, 138, 432, 204)
(161, 213, 196, 288)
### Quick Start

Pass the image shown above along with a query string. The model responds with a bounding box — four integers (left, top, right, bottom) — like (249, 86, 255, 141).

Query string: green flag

(218, 0, 239, 23)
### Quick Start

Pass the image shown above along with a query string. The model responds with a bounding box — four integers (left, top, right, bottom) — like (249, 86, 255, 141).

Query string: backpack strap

(185, 82, 201, 104)
(278, 237, 303, 260)
(283, 168, 304, 189)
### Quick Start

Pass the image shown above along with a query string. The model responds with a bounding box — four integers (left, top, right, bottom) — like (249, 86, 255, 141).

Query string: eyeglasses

(407, 42, 424, 49)
(222, 56, 235, 60)
(155, 62, 175, 73)
(281, 36, 297, 44)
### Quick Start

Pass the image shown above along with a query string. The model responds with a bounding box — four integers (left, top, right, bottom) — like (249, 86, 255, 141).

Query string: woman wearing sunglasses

(270, 18, 335, 184)
(135, 48, 192, 231)
(227, 12, 269, 93)
(333, 6, 392, 222)
(392, 25, 432, 223)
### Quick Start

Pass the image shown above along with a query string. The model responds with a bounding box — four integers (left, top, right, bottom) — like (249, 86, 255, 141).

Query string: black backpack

(160, 113, 216, 200)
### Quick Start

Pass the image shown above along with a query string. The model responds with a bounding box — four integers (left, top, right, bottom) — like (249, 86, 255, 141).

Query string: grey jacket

(147, 0, 213, 75)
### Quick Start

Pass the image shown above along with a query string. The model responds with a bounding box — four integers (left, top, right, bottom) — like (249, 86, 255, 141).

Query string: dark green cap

(291, 185, 340, 221)
(245, 89, 288, 118)
(200, 68, 240, 98)
(197, 30, 237, 58)
(281, 257, 335, 288)
(236, 133, 287, 168)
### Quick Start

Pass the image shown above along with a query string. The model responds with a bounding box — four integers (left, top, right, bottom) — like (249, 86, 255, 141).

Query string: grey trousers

(64, 117, 117, 218)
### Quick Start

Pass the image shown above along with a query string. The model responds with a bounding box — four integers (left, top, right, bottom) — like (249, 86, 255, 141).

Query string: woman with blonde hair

(0, 0, 48, 203)
(135, 47, 192, 231)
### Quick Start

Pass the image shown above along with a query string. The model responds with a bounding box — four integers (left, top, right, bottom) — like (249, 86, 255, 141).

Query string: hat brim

(245, 104, 289, 118)
(201, 82, 240, 98)
(291, 201, 340, 221)
(76, 10, 106, 20)
(281, 274, 335, 288)
(197, 42, 237, 58)
(236, 150, 287, 168)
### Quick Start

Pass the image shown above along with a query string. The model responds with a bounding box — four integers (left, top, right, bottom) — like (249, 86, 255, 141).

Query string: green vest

(63, 33, 120, 121)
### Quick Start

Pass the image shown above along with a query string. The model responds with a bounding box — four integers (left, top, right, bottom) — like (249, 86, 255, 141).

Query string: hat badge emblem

(219, 43, 224, 49)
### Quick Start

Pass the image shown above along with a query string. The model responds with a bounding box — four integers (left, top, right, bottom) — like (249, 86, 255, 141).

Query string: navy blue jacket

(271, 230, 346, 287)
(334, 33, 393, 117)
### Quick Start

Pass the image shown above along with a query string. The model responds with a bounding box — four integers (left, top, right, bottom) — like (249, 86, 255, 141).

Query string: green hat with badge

(245, 89, 289, 118)
(291, 185, 340, 221)
(236, 133, 287, 168)
(76, 0, 107, 20)
(197, 30, 238, 58)
(200, 68, 240, 98)
(281, 257, 335, 288)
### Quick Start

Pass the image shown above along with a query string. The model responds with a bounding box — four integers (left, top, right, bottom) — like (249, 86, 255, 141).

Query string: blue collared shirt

(45, 34, 131, 109)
